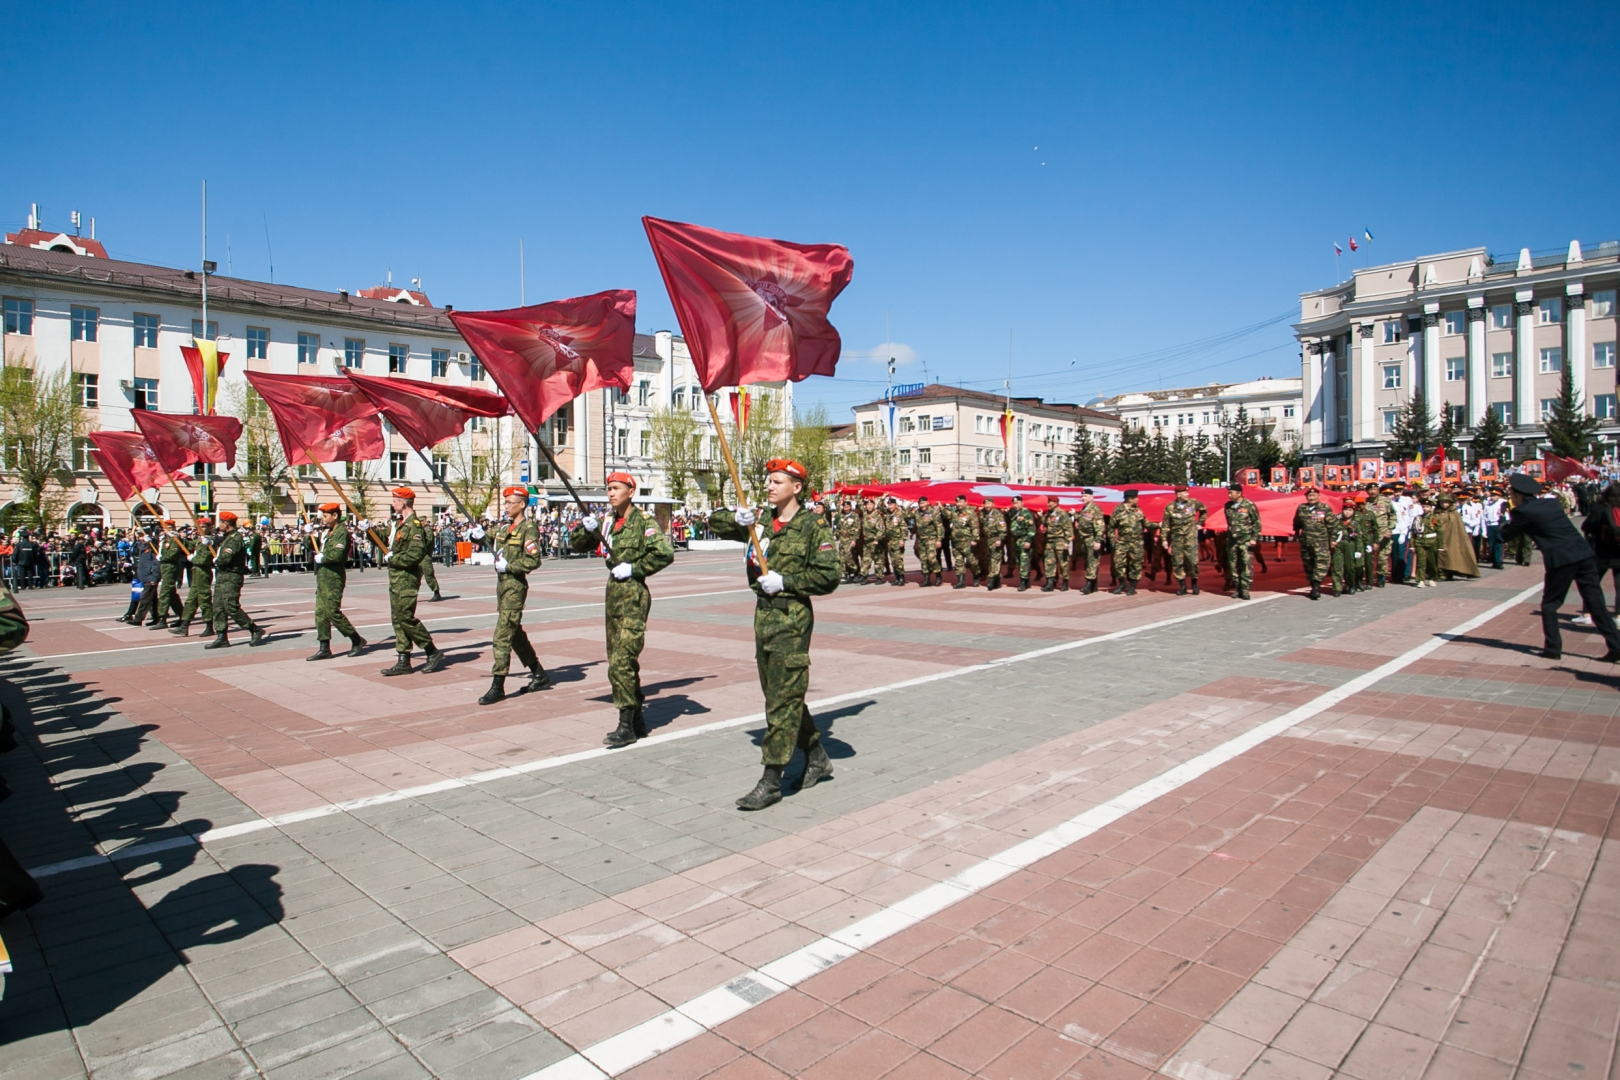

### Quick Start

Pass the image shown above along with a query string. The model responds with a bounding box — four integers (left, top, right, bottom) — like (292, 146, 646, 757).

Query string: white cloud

(845, 340, 920, 366)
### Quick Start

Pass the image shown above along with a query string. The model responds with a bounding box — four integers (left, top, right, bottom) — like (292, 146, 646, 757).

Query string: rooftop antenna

(227, 233, 232, 276)
(1004, 329, 1013, 483)
(70, 210, 81, 236)
(387, 268, 392, 286)
(262, 212, 274, 283)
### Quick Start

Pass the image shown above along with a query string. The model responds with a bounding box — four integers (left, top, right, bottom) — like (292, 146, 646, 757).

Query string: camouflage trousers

(156, 565, 182, 621)
(388, 570, 435, 654)
(860, 534, 886, 576)
(839, 536, 860, 577)
(1074, 542, 1102, 582)
(314, 568, 357, 642)
(491, 573, 537, 676)
(1167, 537, 1199, 580)
(915, 537, 942, 573)
(212, 572, 260, 634)
(887, 537, 907, 578)
(1113, 545, 1143, 582)
(951, 540, 979, 581)
(605, 578, 651, 709)
(1332, 542, 1366, 591)
(179, 574, 213, 628)
(422, 559, 440, 597)
(1226, 541, 1254, 591)
(1373, 538, 1392, 583)
(1015, 540, 1035, 579)
(753, 597, 823, 767)
(1412, 533, 1441, 583)
(1042, 541, 1071, 583)
(1300, 540, 1332, 584)
(983, 540, 1004, 580)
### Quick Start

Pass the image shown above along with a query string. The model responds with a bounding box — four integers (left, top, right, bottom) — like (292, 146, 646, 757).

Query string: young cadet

(307, 502, 367, 660)
(708, 459, 842, 811)
(480, 486, 550, 704)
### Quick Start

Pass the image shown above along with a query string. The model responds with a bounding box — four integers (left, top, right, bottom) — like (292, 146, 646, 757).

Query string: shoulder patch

(819, 541, 834, 550)
(525, 541, 539, 554)
(644, 527, 657, 537)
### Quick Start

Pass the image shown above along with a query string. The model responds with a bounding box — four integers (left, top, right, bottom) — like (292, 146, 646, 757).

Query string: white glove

(734, 507, 756, 527)
(314, 552, 324, 564)
(495, 555, 509, 573)
(759, 570, 784, 595)
(611, 562, 633, 580)
(580, 515, 600, 532)
(301, 523, 313, 534)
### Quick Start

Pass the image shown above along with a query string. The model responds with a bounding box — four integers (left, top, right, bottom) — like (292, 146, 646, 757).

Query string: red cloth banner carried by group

(344, 371, 510, 452)
(131, 411, 244, 471)
(1544, 454, 1601, 483)
(88, 430, 188, 500)
(643, 216, 853, 393)
(179, 343, 231, 415)
(244, 371, 384, 465)
(447, 291, 637, 434)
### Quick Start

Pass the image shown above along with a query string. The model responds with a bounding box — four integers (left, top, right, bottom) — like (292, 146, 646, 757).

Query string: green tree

(1387, 389, 1432, 460)
(0, 364, 88, 531)
(1111, 424, 1154, 482)
(1190, 431, 1223, 485)
(788, 403, 834, 492)
(222, 382, 292, 522)
(1471, 405, 1507, 461)
(1434, 401, 1460, 457)
(725, 388, 790, 504)
(1543, 364, 1600, 458)
(1063, 419, 1110, 486)
(648, 406, 701, 504)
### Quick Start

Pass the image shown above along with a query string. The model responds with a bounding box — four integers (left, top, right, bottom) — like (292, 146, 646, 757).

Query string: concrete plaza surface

(0, 550, 1616, 1080)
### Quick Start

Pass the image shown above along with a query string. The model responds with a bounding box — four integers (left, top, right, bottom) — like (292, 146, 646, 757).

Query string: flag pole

(134, 491, 191, 558)
(167, 475, 199, 527)
(411, 446, 478, 522)
(704, 392, 768, 574)
(303, 455, 390, 555)
(114, 495, 159, 556)
(527, 428, 590, 513)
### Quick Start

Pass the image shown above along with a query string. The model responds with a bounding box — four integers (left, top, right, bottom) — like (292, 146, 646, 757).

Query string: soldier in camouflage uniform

(884, 497, 909, 586)
(1222, 482, 1262, 600)
(571, 473, 674, 746)
(1331, 506, 1367, 596)
(1007, 495, 1039, 591)
(948, 494, 981, 588)
(980, 502, 1008, 589)
(1041, 502, 1074, 591)
(1072, 490, 1107, 594)
(1411, 491, 1442, 586)
(169, 516, 215, 636)
(859, 497, 886, 583)
(1161, 485, 1207, 595)
(1109, 489, 1146, 594)
(307, 502, 368, 661)
(834, 496, 862, 582)
(1368, 484, 1396, 587)
(466, 487, 550, 703)
(379, 488, 444, 675)
(709, 458, 842, 811)
(421, 543, 444, 602)
(911, 495, 945, 586)
(1351, 493, 1379, 591)
(148, 520, 187, 630)
(204, 512, 267, 649)
(1293, 487, 1334, 600)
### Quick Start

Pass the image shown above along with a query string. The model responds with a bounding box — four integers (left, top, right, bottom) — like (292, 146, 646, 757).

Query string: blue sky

(5, 2, 1616, 421)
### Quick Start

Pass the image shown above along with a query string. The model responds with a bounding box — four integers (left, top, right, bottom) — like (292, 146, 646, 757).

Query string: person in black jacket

(1581, 483, 1620, 617)
(1501, 473, 1620, 660)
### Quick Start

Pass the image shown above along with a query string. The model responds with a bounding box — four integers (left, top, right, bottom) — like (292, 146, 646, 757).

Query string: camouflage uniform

(835, 501, 862, 580)
(384, 514, 436, 658)
(1041, 506, 1074, 590)
(174, 530, 214, 632)
(1008, 503, 1039, 587)
(1368, 492, 1395, 585)
(860, 503, 886, 580)
(314, 520, 360, 644)
(709, 506, 841, 766)
(980, 506, 1008, 587)
(211, 529, 263, 637)
(1331, 510, 1366, 594)
(154, 533, 186, 625)
(572, 505, 674, 708)
(1072, 502, 1107, 588)
(1161, 493, 1206, 592)
(1352, 502, 1379, 590)
(884, 502, 908, 583)
(421, 551, 442, 599)
(911, 503, 944, 581)
(1412, 501, 1441, 584)
(947, 501, 981, 586)
(1223, 494, 1262, 598)
(1110, 501, 1146, 590)
(1293, 498, 1334, 597)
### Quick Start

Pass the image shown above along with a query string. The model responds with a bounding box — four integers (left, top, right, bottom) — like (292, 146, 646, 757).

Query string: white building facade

(1094, 378, 1304, 448)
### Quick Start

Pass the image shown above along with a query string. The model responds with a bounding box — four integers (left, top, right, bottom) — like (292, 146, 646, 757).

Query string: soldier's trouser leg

(1042, 543, 1069, 584)
(1081, 547, 1100, 583)
(1227, 543, 1252, 591)
(315, 572, 356, 642)
(952, 543, 977, 582)
(606, 579, 651, 709)
(889, 540, 906, 579)
(861, 540, 881, 577)
(156, 568, 180, 619)
(213, 573, 259, 633)
(1116, 548, 1143, 582)
(422, 560, 441, 596)
(180, 580, 213, 627)
(491, 576, 536, 676)
(918, 544, 940, 574)
(1375, 539, 1391, 583)
(984, 548, 1002, 580)
(755, 604, 819, 767)
(1172, 544, 1198, 581)
(1017, 546, 1033, 580)
(389, 576, 434, 653)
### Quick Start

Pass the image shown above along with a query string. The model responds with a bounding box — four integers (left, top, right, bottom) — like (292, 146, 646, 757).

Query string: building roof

(852, 382, 1119, 424)
(1097, 377, 1302, 408)
(5, 228, 110, 259)
(357, 285, 433, 307)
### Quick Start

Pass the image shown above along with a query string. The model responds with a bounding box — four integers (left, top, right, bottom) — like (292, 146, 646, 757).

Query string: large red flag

(132, 412, 244, 471)
(643, 216, 853, 393)
(1544, 454, 1600, 483)
(447, 290, 637, 433)
(179, 344, 231, 415)
(344, 371, 510, 452)
(88, 430, 187, 500)
(243, 372, 384, 465)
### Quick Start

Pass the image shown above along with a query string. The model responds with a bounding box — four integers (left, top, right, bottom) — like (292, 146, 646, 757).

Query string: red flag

(1348, 236, 1358, 252)
(1422, 446, 1446, 475)
(643, 216, 853, 393)
(179, 344, 231, 414)
(729, 388, 750, 433)
(447, 290, 636, 433)
(345, 371, 510, 452)
(132, 412, 244, 471)
(1544, 454, 1600, 483)
(244, 371, 384, 465)
(88, 430, 187, 500)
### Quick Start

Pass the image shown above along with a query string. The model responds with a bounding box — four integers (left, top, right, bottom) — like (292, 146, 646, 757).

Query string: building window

(71, 306, 98, 342)
(431, 454, 448, 480)
(74, 437, 95, 472)
(1595, 342, 1616, 369)
(639, 430, 651, 456)
(917, 447, 931, 464)
(1283, 405, 1296, 418)
(899, 416, 914, 434)
(898, 448, 911, 466)
(75, 373, 98, 408)
(1489, 304, 1512, 329)
(1539, 347, 1562, 373)
(1592, 290, 1616, 318)
(1596, 395, 1618, 420)
(133, 377, 159, 411)
(1492, 401, 1514, 425)
(468, 415, 485, 433)
(344, 338, 365, 368)
(298, 332, 320, 364)
(1382, 363, 1402, 389)
(1491, 352, 1513, 378)
(860, 420, 875, 438)
(242, 326, 268, 359)
(1448, 404, 1466, 428)
(3, 298, 33, 335)
(1539, 398, 1557, 422)
(133, 312, 159, 347)
(1445, 357, 1466, 381)
(469, 353, 485, 381)
(1444, 311, 1466, 336)
(428, 348, 448, 377)
(190, 319, 218, 341)
(616, 427, 628, 456)
(1382, 409, 1399, 435)
(389, 343, 409, 373)
(389, 452, 408, 481)
(1538, 298, 1562, 325)
(637, 381, 650, 406)
(1382, 320, 1404, 344)
(550, 405, 570, 446)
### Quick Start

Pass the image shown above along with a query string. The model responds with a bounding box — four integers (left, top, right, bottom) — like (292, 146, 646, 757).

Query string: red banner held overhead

(243, 371, 384, 465)
(88, 430, 188, 500)
(1544, 454, 1600, 483)
(131, 411, 244, 471)
(447, 290, 637, 435)
(643, 216, 853, 393)
(344, 371, 510, 452)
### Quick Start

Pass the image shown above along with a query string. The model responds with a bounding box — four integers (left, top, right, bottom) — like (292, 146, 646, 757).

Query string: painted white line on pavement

(27, 591, 1280, 877)
(518, 584, 1544, 1079)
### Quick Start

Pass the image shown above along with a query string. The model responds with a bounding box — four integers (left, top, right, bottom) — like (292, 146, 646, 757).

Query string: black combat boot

(1191, 579, 1200, 596)
(420, 649, 446, 674)
(953, 574, 967, 589)
(1237, 587, 1250, 600)
(168, 622, 189, 636)
(478, 677, 505, 706)
(431, 591, 443, 602)
(1176, 580, 1188, 596)
(1018, 577, 1030, 592)
(203, 632, 230, 650)
(249, 627, 267, 647)
(1084, 580, 1097, 594)
(149, 619, 169, 631)
(1110, 582, 1126, 595)
(1041, 579, 1055, 592)
(604, 707, 638, 748)
(347, 634, 367, 656)
(633, 704, 649, 739)
(380, 653, 413, 676)
(526, 665, 552, 692)
(1309, 582, 1321, 600)
(1125, 581, 1138, 595)
(736, 765, 784, 811)
(307, 641, 334, 661)
(799, 744, 834, 790)
(892, 574, 906, 586)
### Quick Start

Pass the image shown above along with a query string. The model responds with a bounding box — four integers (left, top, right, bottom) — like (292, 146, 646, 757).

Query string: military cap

(502, 485, 529, 497)
(391, 486, 416, 499)
(218, 510, 238, 522)
(319, 502, 341, 513)
(764, 457, 808, 481)
(1509, 473, 1541, 496)
(604, 472, 637, 489)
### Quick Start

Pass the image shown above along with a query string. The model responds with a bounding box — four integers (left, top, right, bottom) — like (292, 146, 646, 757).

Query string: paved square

(2, 552, 1617, 1079)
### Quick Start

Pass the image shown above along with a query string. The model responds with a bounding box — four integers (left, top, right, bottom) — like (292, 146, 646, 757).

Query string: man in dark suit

(1500, 473, 1620, 660)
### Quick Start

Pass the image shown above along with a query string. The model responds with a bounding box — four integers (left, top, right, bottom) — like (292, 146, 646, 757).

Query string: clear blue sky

(5, 2, 1616, 421)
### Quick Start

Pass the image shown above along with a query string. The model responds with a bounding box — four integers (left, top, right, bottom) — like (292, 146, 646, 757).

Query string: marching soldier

(911, 495, 944, 586)
(1008, 495, 1039, 591)
(571, 473, 674, 746)
(1223, 482, 1262, 600)
(1351, 493, 1378, 591)
(981, 500, 1008, 589)
(1041, 501, 1074, 591)
(150, 520, 186, 630)
(476, 486, 551, 704)
(204, 511, 267, 649)
(884, 497, 908, 585)
(835, 495, 862, 582)
(709, 458, 842, 811)
(169, 515, 215, 637)
(948, 494, 981, 588)
(1072, 490, 1106, 594)
(1161, 485, 1206, 595)
(860, 496, 885, 583)
(307, 502, 368, 661)
(1411, 491, 1442, 586)
(1368, 483, 1396, 587)
(1293, 487, 1334, 600)
(379, 487, 445, 675)
(1109, 489, 1146, 594)
(1331, 505, 1366, 596)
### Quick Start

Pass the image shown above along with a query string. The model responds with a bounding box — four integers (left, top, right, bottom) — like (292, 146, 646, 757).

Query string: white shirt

(1392, 496, 1418, 540)
(1461, 500, 1484, 535)
(1483, 496, 1506, 527)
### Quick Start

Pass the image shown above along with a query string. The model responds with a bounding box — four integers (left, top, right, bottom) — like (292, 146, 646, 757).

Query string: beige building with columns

(1295, 240, 1620, 464)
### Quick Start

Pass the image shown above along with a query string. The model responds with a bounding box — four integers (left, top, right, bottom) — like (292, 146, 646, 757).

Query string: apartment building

(1094, 378, 1303, 447)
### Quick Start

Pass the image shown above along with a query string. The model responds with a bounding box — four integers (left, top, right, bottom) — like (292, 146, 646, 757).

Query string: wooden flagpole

(167, 476, 199, 526)
(305, 456, 390, 555)
(704, 393, 768, 574)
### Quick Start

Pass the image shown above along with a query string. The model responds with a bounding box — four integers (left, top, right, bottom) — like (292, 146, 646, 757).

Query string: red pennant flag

(131, 411, 244, 471)
(244, 371, 384, 465)
(345, 371, 511, 452)
(643, 216, 853, 393)
(179, 344, 231, 414)
(447, 290, 637, 434)
(1544, 453, 1600, 483)
(729, 387, 750, 433)
(88, 430, 188, 500)
(1422, 446, 1446, 475)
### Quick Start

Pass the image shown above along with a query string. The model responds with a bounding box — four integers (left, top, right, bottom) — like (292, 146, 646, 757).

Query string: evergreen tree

(1544, 363, 1600, 458)
(1254, 435, 1284, 475)
(1471, 404, 1506, 461)
(1190, 431, 1223, 485)
(1388, 389, 1432, 460)
(1148, 431, 1176, 483)
(1435, 401, 1459, 456)
(1222, 406, 1263, 473)
(1112, 424, 1154, 482)
(1064, 419, 1110, 485)
(1167, 432, 1195, 485)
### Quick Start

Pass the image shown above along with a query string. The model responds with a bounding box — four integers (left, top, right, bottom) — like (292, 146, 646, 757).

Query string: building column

(1567, 284, 1587, 402)
(1516, 292, 1536, 431)
(1357, 324, 1376, 442)
(1302, 342, 1321, 450)
(1467, 299, 1487, 428)
(1422, 304, 1442, 424)
(1319, 342, 1337, 446)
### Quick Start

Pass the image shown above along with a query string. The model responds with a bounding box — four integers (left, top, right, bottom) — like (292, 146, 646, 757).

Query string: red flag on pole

(446, 291, 637, 434)
(179, 344, 231, 415)
(1544, 453, 1600, 483)
(244, 371, 384, 465)
(131, 411, 244, 471)
(88, 430, 187, 500)
(729, 387, 751, 433)
(642, 216, 853, 393)
(344, 371, 510, 452)
(1421, 446, 1446, 475)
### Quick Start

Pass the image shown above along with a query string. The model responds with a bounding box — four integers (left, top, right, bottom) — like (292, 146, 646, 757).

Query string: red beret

(605, 471, 637, 489)
(218, 511, 238, 522)
(318, 502, 341, 513)
(502, 485, 528, 498)
(391, 487, 416, 499)
(764, 458, 808, 482)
